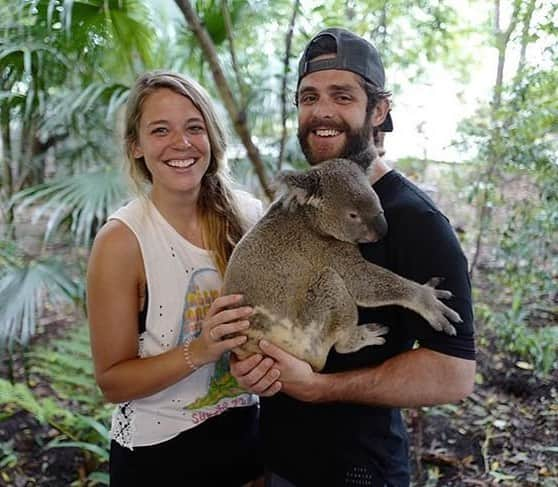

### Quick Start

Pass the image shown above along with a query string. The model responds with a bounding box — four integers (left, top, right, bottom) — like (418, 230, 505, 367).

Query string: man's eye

(336, 95, 352, 103)
(301, 94, 317, 104)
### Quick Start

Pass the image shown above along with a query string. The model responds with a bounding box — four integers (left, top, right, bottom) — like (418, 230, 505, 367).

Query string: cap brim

(378, 112, 393, 132)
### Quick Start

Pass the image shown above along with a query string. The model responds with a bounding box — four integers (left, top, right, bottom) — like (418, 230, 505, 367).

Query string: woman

(87, 71, 263, 485)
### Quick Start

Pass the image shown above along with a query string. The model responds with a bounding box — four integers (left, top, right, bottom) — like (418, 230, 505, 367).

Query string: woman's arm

(87, 220, 249, 403)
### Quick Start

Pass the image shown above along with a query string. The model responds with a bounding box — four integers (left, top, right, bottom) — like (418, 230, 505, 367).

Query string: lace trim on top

(111, 401, 135, 449)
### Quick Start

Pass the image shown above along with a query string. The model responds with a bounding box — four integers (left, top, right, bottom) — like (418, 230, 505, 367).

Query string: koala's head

(277, 157, 387, 243)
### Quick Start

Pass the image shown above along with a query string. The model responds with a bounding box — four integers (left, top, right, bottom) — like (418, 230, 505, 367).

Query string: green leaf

(0, 256, 81, 350)
(47, 439, 109, 462)
(12, 165, 129, 245)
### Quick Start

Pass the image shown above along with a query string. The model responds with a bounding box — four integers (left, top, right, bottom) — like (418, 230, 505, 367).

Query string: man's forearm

(310, 348, 475, 407)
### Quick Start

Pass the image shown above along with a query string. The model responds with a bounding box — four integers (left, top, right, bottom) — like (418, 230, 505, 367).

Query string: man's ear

(275, 170, 322, 206)
(372, 98, 390, 129)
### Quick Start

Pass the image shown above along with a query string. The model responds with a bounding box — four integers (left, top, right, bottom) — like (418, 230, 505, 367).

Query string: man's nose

(311, 98, 335, 119)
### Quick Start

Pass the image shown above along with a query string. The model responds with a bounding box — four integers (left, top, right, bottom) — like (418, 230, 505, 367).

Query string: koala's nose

(372, 212, 388, 239)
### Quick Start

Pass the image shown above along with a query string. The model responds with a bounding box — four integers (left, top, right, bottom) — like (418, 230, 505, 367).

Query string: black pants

(110, 405, 262, 486)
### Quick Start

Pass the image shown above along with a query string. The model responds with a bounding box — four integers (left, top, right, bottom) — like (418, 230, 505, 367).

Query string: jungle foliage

(0, 0, 556, 485)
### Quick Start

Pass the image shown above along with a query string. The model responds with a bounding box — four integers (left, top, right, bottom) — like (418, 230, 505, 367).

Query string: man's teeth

(315, 129, 340, 137)
(166, 159, 195, 168)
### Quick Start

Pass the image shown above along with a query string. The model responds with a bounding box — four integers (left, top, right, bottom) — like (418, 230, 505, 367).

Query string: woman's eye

(151, 127, 168, 135)
(188, 125, 205, 133)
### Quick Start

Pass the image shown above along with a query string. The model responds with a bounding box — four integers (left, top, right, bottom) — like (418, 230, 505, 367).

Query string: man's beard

(297, 117, 373, 165)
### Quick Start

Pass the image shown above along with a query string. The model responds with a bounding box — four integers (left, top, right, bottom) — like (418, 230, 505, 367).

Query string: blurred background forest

(0, 0, 556, 485)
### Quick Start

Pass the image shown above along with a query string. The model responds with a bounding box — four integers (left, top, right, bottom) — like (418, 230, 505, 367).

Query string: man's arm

(231, 340, 475, 406)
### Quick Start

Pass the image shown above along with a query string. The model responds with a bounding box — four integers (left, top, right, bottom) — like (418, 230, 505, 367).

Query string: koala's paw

(421, 279, 462, 335)
(335, 323, 389, 354)
(361, 323, 389, 345)
(426, 277, 444, 288)
(425, 277, 453, 299)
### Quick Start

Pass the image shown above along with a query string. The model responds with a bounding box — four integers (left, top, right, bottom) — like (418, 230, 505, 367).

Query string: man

(231, 27, 475, 487)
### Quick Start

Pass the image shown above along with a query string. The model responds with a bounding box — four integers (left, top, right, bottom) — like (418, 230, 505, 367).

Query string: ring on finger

(209, 328, 218, 341)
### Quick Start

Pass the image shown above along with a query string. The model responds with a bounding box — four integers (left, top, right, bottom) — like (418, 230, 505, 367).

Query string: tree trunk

(1, 107, 15, 233)
(470, 0, 521, 276)
(277, 0, 300, 171)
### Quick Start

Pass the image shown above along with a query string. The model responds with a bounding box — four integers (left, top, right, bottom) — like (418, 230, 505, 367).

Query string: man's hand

(230, 352, 282, 397)
(257, 340, 324, 402)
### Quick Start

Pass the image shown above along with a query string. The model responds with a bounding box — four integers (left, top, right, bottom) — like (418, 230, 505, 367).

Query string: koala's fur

(223, 155, 461, 372)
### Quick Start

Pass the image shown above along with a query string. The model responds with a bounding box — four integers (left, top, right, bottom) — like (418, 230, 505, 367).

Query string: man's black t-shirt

(260, 170, 475, 487)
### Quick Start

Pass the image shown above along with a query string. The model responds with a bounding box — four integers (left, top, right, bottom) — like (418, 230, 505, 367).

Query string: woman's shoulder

(91, 219, 141, 263)
(109, 197, 146, 222)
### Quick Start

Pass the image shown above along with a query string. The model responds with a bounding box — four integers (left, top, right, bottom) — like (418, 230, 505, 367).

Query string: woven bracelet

(183, 336, 198, 371)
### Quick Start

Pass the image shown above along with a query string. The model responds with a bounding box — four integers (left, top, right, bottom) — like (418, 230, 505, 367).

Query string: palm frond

(49, 81, 129, 127)
(105, 0, 156, 69)
(11, 165, 129, 245)
(0, 256, 81, 351)
(0, 240, 22, 270)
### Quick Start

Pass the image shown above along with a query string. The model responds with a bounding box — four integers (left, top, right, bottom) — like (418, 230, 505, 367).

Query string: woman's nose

(171, 132, 192, 149)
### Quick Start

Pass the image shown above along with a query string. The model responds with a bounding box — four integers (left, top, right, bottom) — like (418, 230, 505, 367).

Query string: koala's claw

(426, 277, 444, 288)
(435, 289, 453, 300)
(437, 319, 457, 335)
(445, 323, 457, 335)
(364, 323, 389, 337)
(439, 302, 462, 324)
(361, 323, 389, 346)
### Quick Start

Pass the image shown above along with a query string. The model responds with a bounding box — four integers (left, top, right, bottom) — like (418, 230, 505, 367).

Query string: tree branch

(517, 0, 536, 74)
(221, 0, 246, 106)
(277, 0, 300, 171)
(492, 0, 521, 108)
(174, 0, 273, 199)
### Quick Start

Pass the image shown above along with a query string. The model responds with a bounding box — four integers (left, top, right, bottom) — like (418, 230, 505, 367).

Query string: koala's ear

(348, 147, 378, 172)
(275, 170, 321, 206)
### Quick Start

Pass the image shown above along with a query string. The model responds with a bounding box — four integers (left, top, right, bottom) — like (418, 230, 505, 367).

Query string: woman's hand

(189, 294, 251, 367)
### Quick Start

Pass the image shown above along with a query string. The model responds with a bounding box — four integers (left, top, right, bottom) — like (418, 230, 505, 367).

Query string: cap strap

(303, 57, 342, 76)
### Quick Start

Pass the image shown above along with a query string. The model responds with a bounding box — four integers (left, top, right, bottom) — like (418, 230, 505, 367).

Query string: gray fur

(223, 156, 461, 372)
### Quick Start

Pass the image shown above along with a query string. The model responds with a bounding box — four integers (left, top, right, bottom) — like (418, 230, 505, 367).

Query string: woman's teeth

(314, 129, 340, 137)
(166, 159, 196, 168)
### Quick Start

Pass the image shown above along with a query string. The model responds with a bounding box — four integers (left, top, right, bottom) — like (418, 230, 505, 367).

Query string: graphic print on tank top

(179, 268, 245, 410)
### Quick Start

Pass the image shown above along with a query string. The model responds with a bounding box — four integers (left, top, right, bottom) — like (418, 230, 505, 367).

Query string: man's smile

(314, 128, 342, 137)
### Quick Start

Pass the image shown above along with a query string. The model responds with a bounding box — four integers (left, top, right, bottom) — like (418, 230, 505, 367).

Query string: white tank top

(107, 191, 263, 448)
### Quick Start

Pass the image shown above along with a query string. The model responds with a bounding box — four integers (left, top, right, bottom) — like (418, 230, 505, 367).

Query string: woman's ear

(132, 142, 143, 159)
(372, 98, 390, 129)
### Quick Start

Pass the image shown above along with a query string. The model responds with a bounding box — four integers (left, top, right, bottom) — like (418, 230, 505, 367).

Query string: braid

(199, 173, 244, 277)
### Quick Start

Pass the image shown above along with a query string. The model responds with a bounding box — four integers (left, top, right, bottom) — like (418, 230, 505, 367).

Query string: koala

(223, 154, 462, 372)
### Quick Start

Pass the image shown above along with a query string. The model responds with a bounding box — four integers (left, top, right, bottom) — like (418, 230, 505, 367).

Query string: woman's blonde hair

(124, 70, 244, 276)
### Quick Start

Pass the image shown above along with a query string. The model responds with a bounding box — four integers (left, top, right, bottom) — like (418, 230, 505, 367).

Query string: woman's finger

(210, 320, 250, 340)
(209, 306, 252, 326)
(206, 294, 244, 317)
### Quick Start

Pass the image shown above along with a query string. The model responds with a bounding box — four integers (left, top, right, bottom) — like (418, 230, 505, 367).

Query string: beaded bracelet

(183, 336, 198, 371)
